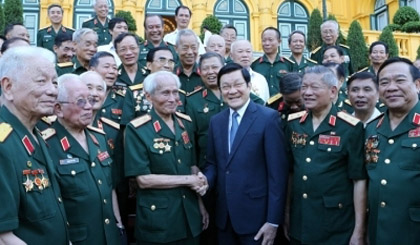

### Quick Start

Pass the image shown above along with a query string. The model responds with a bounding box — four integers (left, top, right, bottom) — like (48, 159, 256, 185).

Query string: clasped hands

(189, 172, 208, 196)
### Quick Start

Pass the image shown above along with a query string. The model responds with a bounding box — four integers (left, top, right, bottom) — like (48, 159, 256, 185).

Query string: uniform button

(309, 141, 314, 145)
(103, 199, 107, 204)
(302, 175, 308, 181)
(270, 75, 273, 77)
(175, 142, 179, 146)
(67, 221, 70, 226)
(151, 205, 156, 211)
(380, 201, 386, 208)
(102, 109, 106, 113)
(91, 162, 96, 167)
(105, 218, 110, 224)
(384, 159, 391, 164)
(338, 203, 343, 209)
(71, 170, 76, 176)
(178, 159, 181, 164)
(381, 179, 387, 185)
(327, 147, 331, 152)
(388, 139, 394, 144)
(305, 158, 311, 163)
(226, 171, 230, 174)
(159, 150, 163, 154)
(413, 143, 418, 148)
(182, 195, 186, 199)
(302, 193, 308, 199)
(58, 197, 62, 203)
(98, 179, 102, 185)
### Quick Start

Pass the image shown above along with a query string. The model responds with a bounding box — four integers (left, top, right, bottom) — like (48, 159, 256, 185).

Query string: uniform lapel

(54, 122, 90, 161)
(86, 130, 99, 163)
(378, 102, 420, 138)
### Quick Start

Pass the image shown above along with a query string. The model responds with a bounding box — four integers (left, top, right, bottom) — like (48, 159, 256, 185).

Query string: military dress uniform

(43, 122, 119, 245)
(138, 40, 179, 68)
(95, 89, 125, 124)
(0, 107, 69, 244)
(114, 62, 147, 94)
(286, 105, 366, 244)
(124, 109, 202, 244)
(251, 53, 293, 96)
(357, 66, 376, 75)
(365, 101, 420, 244)
(56, 61, 74, 76)
(176, 64, 204, 94)
(82, 16, 111, 46)
(289, 55, 317, 74)
(310, 43, 353, 78)
(72, 57, 88, 75)
(37, 25, 74, 51)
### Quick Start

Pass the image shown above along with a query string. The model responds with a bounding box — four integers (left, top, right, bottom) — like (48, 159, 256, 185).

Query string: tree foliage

(393, 6, 419, 26)
(199, 15, 222, 41)
(4, 0, 23, 25)
(307, 8, 323, 51)
(379, 26, 399, 58)
(0, 4, 5, 35)
(347, 20, 369, 71)
(115, 10, 137, 32)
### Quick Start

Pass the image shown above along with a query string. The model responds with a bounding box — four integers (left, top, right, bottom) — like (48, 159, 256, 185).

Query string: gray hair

(93, 0, 108, 6)
(73, 28, 97, 44)
(57, 74, 81, 102)
(80, 71, 107, 91)
(320, 20, 339, 33)
(304, 65, 338, 88)
(206, 34, 225, 47)
(143, 71, 181, 94)
(230, 39, 252, 53)
(175, 29, 199, 47)
(0, 46, 55, 82)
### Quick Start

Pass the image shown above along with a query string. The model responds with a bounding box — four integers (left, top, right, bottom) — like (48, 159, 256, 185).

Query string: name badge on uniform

(318, 135, 340, 146)
(60, 158, 80, 165)
(408, 127, 420, 137)
(97, 151, 110, 162)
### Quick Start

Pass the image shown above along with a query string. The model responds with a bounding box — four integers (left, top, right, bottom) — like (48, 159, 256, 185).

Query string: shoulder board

(337, 111, 360, 126)
(379, 103, 386, 108)
(186, 87, 202, 97)
(0, 123, 13, 143)
(372, 112, 384, 122)
(287, 110, 306, 121)
(129, 83, 143, 91)
(339, 44, 350, 49)
(283, 56, 295, 64)
(57, 62, 73, 68)
(344, 99, 352, 106)
(41, 115, 57, 125)
(175, 112, 192, 122)
(41, 128, 56, 141)
(267, 93, 283, 105)
(65, 26, 75, 31)
(178, 89, 186, 95)
(357, 67, 368, 73)
(306, 57, 318, 64)
(311, 46, 321, 53)
(130, 114, 152, 128)
(87, 125, 105, 135)
(39, 26, 49, 31)
(115, 90, 125, 97)
(83, 17, 94, 23)
(100, 117, 120, 130)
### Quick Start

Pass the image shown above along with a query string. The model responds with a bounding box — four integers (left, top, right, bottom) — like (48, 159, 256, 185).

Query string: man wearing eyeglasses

(42, 74, 120, 245)
(72, 28, 98, 75)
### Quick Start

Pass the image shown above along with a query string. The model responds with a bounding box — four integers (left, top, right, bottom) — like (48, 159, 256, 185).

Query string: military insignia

(153, 121, 161, 132)
(318, 135, 340, 146)
(283, 56, 295, 64)
(60, 137, 70, 151)
(377, 115, 384, 128)
(202, 89, 207, 98)
(131, 114, 152, 128)
(182, 131, 190, 144)
(101, 117, 120, 129)
(87, 125, 105, 134)
(203, 104, 209, 113)
(107, 139, 115, 150)
(0, 123, 13, 142)
(287, 110, 306, 121)
(97, 120, 104, 130)
(32, 169, 43, 190)
(164, 139, 171, 152)
(259, 56, 263, 63)
(337, 111, 360, 126)
(135, 105, 141, 111)
(278, 101, 284, 111)
(97, 151, 110, 162)
(413, 113, 420, 126)
(27, 161, 32, 168)
(291, 131, 308, 146)
(365, 135, 380, 164)
(329, 115, 336, 126)
(300, 112, 308, 123)
(93, 19, 98, 25)
(408, 127, 420, 137)
(47, 27, 51, 32)
(175, 112, 192, 122)
(59, 158, 79, 165)
(311, 46, 321, 54)
(41, 128, 56, 141)
(178, 89, 186, 95)
(22, 170, 34, 192)
(22, 135, 35, 155)
(267, 93, 282, 105)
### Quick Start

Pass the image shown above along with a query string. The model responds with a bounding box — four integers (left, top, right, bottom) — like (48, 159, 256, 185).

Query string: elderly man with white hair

(72, 28, 98, 74)
(82, 0, 112, 45)
(205, 34, 226, 58)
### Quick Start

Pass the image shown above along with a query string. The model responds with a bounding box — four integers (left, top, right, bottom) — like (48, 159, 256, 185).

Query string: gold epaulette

(267, 93, 283, 105)
(339, 44, 350, 49)
(311, 46, 321, 54)
(357, 67, 369, 73)
(178, 89, 186, 95)
(39, 26, 49, 31)
(41, 128, 56, 141)
(100, 117, 120, 130)
(337, 111, 360, 126)
(0, 123, 13, 143)
(288, 110, 306, 121)
(83, 17, 94, 23)
(186, 87, 202, 97)
(41, 115, 57, 125)
(57, 62, 73, 68)
(283, 56, 295, 64)
(175, 112, 192, 122)
(129, 83, 143, 91)
(115, 90, 125, 97)
(87, 125, 105, 134)
(130, 114, 152, 128)
(344, 99, 352, 106)
(306, 57, 318, 64)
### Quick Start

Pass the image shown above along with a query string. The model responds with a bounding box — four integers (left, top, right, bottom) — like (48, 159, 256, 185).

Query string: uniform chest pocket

(42, 36, 52, 43)
(57, 163, 90, 196)
(317, 143, 342, 153)
(399, 139, 420, 170)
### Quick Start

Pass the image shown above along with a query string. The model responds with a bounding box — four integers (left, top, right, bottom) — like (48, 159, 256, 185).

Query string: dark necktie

(230, 111, 239, 149)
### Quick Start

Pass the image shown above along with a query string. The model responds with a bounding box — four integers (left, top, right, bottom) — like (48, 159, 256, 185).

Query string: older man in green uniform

(365, 57, 420, 244)
(0, 47, 69, 244)
(286, 66, 367, 244)
(72, 28, 98, 75)
(125, 71, 208, 244)
(288, 30, 317, 73)
(37, 4, 74, 51)
(82, 0, 112, 46)
(43, 74, 120, 245)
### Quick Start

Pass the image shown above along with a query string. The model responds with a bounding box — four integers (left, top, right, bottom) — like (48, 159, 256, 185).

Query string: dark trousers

(217, 215, 260, 245)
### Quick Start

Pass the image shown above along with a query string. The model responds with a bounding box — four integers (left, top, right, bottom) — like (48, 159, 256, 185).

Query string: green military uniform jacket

(186, 87, 226, 168)
(138, 40, 179, 68)
(124, 109, 202, 243)
(286, 105, 366, 244)
(310, 43, 354, 78)
(95, 89, 125, 124)
(72, 57, 88, 75)
(56, 61, 74, 76)
(175, 64, 203, 93)
(44, 121, 119, 245)
(37, 25, 74, 51)
(365, 101, 420, 245)
(0, 107, 69, 244)
(358, 65, 376, 75)
(82, 16, 111, 46)
(289, 55, 317, 74)
(114, 62, 147, 92)
(251, 53, 293, 96)
(336, 94, 354, 114)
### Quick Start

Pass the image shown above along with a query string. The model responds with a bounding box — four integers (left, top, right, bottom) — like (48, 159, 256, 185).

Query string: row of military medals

(23, 162, 49, 192)
(153, 138, 172, 154)
(135, 90, 152, 112)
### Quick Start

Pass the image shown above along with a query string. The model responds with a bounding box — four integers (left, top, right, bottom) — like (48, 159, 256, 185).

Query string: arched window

(22, 0, 40, 45)
(371, 0, 388, 30)
(400, 0, 420, 11)
(145, 0, 181, 34)
(277, 0, 308, 56)
(214, 0, 249, 41)
(73, 0, 114, 29)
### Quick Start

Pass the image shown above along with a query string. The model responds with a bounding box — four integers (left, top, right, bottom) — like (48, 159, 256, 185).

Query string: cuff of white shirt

(267, 222, 279, 228)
